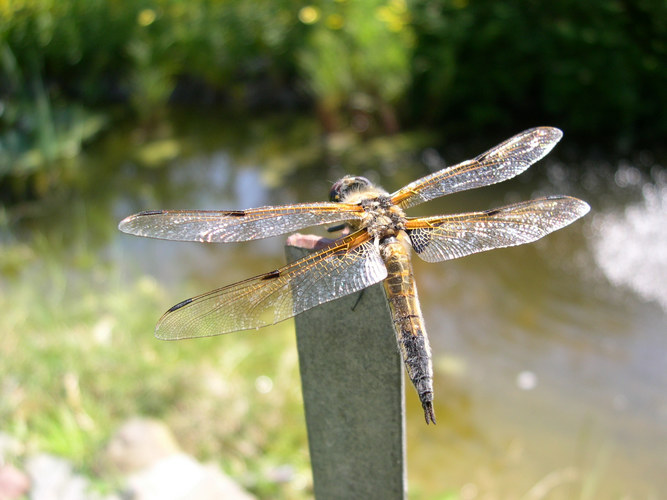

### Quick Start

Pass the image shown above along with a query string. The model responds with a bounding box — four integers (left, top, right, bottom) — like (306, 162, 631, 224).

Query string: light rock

(0, 463, 30, 500)
(103, 418, 179, 474)
(104, 418, 255, 500)
(24, 454, 118, 500)
(126, 453, 255, 500)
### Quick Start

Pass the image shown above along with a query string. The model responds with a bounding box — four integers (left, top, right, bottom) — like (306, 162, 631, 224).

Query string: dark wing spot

(225, 210, 247, 217)
(167, 297, 194, 313)
(327, 223, 348, 233)
(407, 229, 430, 254)
(483, 208, 502, 216)
(138, 210, 164, 216)
(261, 270, 281, 280)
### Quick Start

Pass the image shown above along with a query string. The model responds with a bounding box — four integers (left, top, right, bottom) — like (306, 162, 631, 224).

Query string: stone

(126, 453, 255, 500)
(25, 454, 88, 500)
(103, 418, 180, 474)
(0, 464, 30, 500)
(103, 418, 255, 500)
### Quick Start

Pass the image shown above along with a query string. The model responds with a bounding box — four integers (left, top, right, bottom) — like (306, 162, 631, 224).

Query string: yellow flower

(298, 6, 320, 25)
(137, 8, 156, 27)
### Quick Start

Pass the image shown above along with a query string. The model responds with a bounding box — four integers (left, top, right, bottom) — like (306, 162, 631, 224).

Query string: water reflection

(591, 179, 667, 312)
(6, 115, 666, 498)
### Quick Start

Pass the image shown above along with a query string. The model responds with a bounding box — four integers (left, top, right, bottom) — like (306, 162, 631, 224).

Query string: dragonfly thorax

(330, 175, 405, 239)
(359, 195, 407, 241)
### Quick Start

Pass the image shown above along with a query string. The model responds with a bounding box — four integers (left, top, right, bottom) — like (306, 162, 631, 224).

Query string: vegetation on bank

(0, 237, 311, 498)
(1, 0, 665, 190)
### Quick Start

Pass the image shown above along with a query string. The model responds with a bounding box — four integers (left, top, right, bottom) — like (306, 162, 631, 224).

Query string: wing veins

(406, 196, 590, 262)
(154, 230, 384, 339)
(390, 127, 563, 208)
(119, 202, 364, 242)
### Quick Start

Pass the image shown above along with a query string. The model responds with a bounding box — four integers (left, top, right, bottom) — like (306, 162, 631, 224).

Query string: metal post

(286, 245, 406, 500)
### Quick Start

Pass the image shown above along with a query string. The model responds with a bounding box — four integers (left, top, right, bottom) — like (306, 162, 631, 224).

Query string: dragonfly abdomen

(380, 234, 436, 424)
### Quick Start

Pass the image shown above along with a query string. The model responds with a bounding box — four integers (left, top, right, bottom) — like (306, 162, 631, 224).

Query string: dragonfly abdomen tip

(422, 401, 437, 425)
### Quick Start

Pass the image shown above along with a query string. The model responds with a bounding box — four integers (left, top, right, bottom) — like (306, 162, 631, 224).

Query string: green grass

(0, 238, 312, 499)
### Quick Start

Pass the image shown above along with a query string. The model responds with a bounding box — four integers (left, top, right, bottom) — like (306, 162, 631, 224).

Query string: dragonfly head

(330, 175, 373, 202)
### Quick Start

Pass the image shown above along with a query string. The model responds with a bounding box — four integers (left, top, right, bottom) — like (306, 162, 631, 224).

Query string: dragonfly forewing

(118, 202, 364, 242)
(391, 127, 563, 209)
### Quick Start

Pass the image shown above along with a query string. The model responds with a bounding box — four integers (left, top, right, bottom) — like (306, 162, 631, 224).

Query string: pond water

(6, 113, 666, 498)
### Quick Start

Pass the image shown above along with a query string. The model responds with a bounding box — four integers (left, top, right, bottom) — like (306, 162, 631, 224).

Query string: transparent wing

(406, 196, 590, 263)
(391, 127, 563, 209)
(155, 230, 387, 339)
(118, 202, 364, 242)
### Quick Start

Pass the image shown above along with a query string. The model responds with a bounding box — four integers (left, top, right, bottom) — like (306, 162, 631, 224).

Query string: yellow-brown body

(335, 177, 436, 424)
(380, 233, 435, 424)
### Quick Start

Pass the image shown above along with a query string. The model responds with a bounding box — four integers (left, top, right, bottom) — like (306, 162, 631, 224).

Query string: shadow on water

(4, 112, 666, 498)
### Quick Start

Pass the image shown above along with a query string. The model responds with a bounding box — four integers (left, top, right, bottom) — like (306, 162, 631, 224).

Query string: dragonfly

(119, 127, 590, 425)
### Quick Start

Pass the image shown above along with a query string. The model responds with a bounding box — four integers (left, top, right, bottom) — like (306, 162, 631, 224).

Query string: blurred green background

(2, 0, 665, 187)
(1, 1, 666, 499)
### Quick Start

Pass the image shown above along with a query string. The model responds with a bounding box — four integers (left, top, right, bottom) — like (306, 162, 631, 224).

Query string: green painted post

(286, 245, 406, 500)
